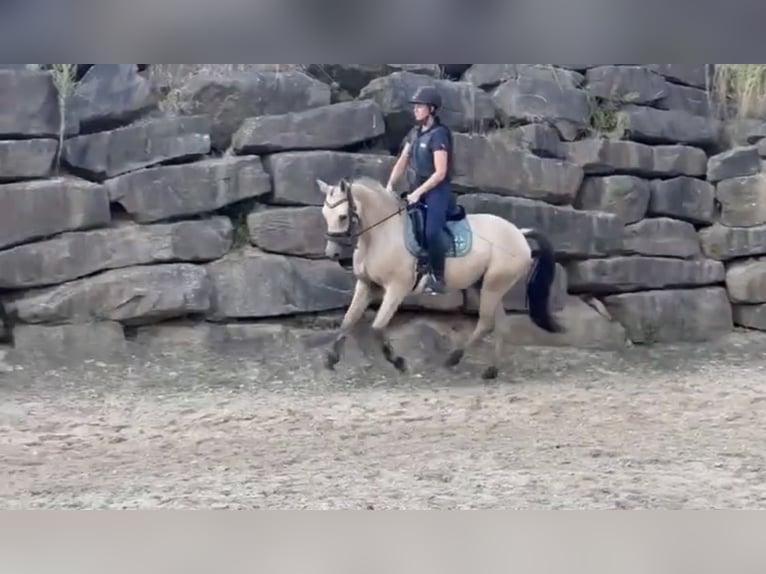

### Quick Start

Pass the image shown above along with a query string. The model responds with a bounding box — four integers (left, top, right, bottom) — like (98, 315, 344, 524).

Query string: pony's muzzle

(325, 239, 348, 261)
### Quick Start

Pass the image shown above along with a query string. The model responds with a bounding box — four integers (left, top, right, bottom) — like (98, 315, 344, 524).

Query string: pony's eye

(339, 214, 348, 222)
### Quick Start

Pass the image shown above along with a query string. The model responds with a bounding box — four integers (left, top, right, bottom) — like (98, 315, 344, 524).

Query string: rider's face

(413, 103, 430, 122)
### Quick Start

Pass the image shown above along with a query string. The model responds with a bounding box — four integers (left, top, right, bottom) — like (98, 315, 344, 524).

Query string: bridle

(323, 178, 406, 247)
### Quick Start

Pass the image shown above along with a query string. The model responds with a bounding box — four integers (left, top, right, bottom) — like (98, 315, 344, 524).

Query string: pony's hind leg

(481, 304, 509, 380)
(445, 284, 505, 371)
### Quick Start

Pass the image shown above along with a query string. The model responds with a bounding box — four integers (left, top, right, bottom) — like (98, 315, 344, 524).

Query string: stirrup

(423, 273, 446, 295)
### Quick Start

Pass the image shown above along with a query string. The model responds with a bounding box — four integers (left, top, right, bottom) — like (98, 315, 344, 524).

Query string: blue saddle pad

(404, 206, 472, 259)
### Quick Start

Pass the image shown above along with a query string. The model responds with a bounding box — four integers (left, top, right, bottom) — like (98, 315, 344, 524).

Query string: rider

(385, 85, 453, 295)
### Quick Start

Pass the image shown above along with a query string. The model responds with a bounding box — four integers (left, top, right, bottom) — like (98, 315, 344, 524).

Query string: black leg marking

(376, 329, 407, 373)
(325, 350, 340, 370)
(325, 334, 346, 370)
(481, 366, 499, 380)
(445, 348, 464, 368)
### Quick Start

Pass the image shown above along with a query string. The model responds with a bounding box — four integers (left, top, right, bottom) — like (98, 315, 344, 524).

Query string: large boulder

(0, 217, 232, 289)
(305, 64, 441, 95)
(106, 156, 272, 223)
(726, 258, 766, 304)
(463, 64, 585, 90)
(699, 223, 766, 261)
(706, 146, 761, 183)
(0, 139, 58, 182)
(358, 71, 497, 150)
(574, 175, 650, 224)
(567, 256, 724, 294)
(247, 207, 326, 259)
(504, 124, 564, 158)
(656, 83, 712, 117)
(205, 248, 355, 320)
(0, 177, 110, 250)
(491, 75, 590, 140)
(62, 115, 211, 181)
(503, 296, 628, 349)
(722, 118, 766, 148)
(732, 304, 766, 331)
(603, 287, 733, 343)
(622, 218, 701, 259)
(585, 65, 668, 104)
(415, 296, 627, 351)
(0, 69, 78, 138)
(648, 176, 716, 225)
(616, 105, 720, 148)
(458, 193, 623, 259)
(5, 263, 211, 326)
(716, 174, 766, 227)
(70, 64, 158, 134)
(561, 138, 706, 178)
(10, 322, 129, 365)
(133, 295, 628, 357)
(653, 145, 709, 178)
(176, 70, 332, 150)
(231, 100, 385, 155)
(451, 132, 583, 205)
(646, 65, 709, 89)
(263, 151, 396, 206)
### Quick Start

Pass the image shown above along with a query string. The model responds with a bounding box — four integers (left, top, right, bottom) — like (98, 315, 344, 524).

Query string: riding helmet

(409, 85, 442, 109)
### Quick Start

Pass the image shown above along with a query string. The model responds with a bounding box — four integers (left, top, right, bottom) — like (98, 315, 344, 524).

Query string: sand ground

(1, 330, 765, 509)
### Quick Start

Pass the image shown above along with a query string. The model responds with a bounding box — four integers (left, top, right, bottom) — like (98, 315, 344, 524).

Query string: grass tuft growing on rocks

(42, 64, 78, 172)
(713, 64, 766, 120)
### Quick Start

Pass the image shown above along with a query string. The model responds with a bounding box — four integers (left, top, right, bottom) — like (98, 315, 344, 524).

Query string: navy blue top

(405, 122, 453, 188)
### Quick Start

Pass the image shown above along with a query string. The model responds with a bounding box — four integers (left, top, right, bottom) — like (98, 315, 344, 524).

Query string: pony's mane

(350, 176, 398, 209)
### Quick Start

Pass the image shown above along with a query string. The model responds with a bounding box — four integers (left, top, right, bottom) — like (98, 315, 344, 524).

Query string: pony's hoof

(481, 366, 499, 380)
(325, 351, 340, 370)
(445, 349, 464, 368)
(393, 356, 407, 373)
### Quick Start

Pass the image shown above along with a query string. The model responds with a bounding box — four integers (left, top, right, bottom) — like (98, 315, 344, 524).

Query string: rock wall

(1, 63, 765, 363)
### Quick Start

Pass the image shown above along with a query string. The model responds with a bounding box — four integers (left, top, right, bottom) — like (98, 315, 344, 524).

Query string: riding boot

(424, 240, 447, 295)
(421, 182, 451, 296)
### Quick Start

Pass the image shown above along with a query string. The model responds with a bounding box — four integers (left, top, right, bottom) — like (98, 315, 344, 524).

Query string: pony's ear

(316, 179, 331, 195)
(339, 178, 351, 194)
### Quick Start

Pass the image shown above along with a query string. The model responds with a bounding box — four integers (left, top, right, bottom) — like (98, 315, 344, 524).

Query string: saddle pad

(404, 210, 472, 259)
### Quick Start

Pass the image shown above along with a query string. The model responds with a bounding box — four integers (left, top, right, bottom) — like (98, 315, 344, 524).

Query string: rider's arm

(386, 141, 411, 191)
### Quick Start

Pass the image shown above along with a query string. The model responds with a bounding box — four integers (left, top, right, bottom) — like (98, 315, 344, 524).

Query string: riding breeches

(420, 183, 451, 278)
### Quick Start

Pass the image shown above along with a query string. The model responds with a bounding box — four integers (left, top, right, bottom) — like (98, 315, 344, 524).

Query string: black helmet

(409, 86, 442, 109)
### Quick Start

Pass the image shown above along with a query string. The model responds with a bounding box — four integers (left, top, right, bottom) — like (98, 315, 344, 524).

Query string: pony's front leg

(371, 285, 410, 373)
(325, 279, 373, 370)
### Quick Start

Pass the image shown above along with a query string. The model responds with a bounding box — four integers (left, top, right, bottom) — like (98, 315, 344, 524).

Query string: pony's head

(317, 178, 358, 262)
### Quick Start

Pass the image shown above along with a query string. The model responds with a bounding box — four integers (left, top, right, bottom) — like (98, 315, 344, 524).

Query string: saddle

(404, 194, 472, 261)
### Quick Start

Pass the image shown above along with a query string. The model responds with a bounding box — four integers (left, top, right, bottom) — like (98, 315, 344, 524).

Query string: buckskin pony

(317, 176, 563, 380)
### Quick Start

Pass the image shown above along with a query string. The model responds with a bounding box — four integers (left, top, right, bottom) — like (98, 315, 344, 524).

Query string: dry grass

(46, 64, 78, 172)
(712, 64, 766, 120)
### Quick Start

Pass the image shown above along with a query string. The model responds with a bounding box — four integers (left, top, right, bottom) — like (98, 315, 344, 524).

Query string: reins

(354, 205, 406, 237)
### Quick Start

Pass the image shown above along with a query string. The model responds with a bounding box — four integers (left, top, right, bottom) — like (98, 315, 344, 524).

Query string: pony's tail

(521, 229, 564, 334)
